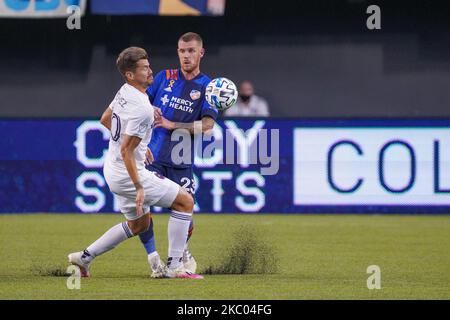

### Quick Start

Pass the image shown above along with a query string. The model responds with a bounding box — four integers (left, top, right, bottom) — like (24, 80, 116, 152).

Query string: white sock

(86, 222, 134, 259)
(148, 251, 161, 270)
(148, 251, 160, 260)
(168, 210, 192, 269)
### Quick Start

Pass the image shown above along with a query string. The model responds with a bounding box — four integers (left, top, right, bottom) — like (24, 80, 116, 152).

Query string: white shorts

(104, 165, 180, 221)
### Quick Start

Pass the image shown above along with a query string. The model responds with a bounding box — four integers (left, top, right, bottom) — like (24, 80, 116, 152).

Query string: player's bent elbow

(202, 123, 214, 135)
(120, 148, 127, 160)
(203, 127, 213, 135)
(100, 109, 112, 129)
(120, 145, 131, 159)
(120, 149, 134, 166)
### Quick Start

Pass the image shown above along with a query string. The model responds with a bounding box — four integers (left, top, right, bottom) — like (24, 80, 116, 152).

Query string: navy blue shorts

(146, 162, 196, 198)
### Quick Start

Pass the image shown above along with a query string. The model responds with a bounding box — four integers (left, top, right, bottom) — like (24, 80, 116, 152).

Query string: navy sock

(139, 218, 156, 254)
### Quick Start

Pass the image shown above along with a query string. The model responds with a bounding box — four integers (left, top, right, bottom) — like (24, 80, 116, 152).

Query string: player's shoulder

(197, 73, 211, 87)
(165, 69, 211, 84)
(120, 84, 150, 106)
(150, 69, 180, 88)
(119, 83, 137, 98)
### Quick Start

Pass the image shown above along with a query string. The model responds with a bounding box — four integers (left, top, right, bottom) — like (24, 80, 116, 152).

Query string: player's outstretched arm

(100, 106, 112, 130)
(153, 115, 215, 135)
(121, 134, 145, 216)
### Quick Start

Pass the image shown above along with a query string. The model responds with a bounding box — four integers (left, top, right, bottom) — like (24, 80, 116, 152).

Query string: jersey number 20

(111, 113, 121, 141)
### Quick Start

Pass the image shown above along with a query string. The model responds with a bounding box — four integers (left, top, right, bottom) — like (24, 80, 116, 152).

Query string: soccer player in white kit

(68, 47, 203, 279)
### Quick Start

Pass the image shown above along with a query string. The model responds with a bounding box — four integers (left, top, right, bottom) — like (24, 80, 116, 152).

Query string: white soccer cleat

(148, 253, 169, 279)
(167, 264, 204, 279)
(183, 248, 197, 274)
(68, 251, 91, 278)
(151, 264, 169, 279)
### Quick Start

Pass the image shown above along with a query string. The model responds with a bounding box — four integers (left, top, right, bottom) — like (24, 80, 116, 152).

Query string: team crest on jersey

(190, 89, 201, 100)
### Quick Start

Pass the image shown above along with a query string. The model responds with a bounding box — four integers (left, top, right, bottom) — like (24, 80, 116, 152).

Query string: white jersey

(105, 83, 154, 173)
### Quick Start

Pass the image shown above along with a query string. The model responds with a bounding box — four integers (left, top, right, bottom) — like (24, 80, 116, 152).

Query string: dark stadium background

(0, 0, 449, 118)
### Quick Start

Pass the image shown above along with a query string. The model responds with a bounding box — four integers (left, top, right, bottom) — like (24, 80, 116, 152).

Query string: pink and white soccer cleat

(68, 251, 91, 277)
(183, 248, 198, 274)
(167, 264, 204, 279)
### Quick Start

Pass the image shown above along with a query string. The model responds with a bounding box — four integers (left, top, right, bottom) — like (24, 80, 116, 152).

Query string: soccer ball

(205, 77, 238, 111)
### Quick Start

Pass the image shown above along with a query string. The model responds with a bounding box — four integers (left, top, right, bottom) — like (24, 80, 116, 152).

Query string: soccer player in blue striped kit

(143, 32, 218, 277)
(101, 32, 218, 277)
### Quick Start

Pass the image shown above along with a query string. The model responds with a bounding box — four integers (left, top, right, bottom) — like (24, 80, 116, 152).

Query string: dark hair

(178, 32, 203, 46)
(116, 47, 148, 78)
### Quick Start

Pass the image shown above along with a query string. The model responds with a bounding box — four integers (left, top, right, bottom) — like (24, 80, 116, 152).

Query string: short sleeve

(108, 92, 119, 109)
(201, 98, 219, 120)
(146, 71, 165, 104)
(125, 107, 152, 139)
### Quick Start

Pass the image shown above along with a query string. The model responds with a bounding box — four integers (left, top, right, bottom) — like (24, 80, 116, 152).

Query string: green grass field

(1, 214, 449, 300)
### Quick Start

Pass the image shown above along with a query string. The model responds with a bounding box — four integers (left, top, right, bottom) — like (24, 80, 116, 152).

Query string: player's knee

(130, 223, 149, 235)
(177, 197, 194, 213)
(184, 192, 195, 212)
(172, 189, 194, 213)
(128, 216, 150, 235)
(128, 224, 139, 235)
